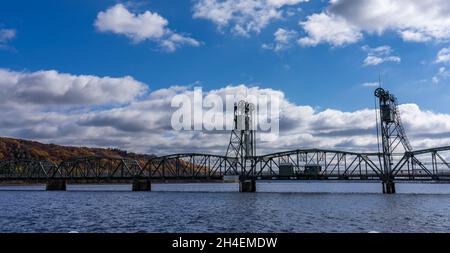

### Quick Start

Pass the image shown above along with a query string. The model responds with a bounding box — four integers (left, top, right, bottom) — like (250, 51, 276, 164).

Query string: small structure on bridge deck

(279, 163, 295, 177)
(46, 179, 66, 191)
(304, 165, 321, 176)
(132, 179, 151, 191)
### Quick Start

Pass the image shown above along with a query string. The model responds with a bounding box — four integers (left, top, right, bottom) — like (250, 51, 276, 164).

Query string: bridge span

(1, 88, 450, 193)
(1, 147, 450, 193)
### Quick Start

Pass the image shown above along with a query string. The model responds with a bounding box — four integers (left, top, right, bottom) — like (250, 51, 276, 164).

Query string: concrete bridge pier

(382, 181, 396, 194)
(132, 179, 151, 191)
(46, 179, 67, 191)
(239, 179, 256, 192)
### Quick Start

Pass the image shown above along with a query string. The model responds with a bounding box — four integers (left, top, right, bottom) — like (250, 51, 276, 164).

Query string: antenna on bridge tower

(374, 87, 412, 193)
(225, 100, 256, 174)
(378, 73, 382, 88)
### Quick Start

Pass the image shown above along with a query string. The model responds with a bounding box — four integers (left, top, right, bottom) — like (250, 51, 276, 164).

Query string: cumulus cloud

(362, 45, 401, 66)
(299, 0, 450, 46)
(0, 28, 16, 49)
(262, 28, 298, 51)
(0, 68, 147, 105)
(2, 68, 450, 155)
(193, 0, 308, 36)
(94, 4, 200, 52)
(298, 12, 362, 47)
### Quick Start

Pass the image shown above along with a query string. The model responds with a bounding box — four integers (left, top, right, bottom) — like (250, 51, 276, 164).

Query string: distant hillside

(0, 137, 154, 163)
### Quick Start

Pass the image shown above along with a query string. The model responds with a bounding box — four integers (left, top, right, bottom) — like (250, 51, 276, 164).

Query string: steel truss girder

(391, 147, 450, 179)
(2, 147, 450, 182)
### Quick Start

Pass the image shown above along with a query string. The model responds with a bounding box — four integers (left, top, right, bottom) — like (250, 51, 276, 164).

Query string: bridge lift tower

(226, 100, 257, 192)
(375, 88, 412, 194)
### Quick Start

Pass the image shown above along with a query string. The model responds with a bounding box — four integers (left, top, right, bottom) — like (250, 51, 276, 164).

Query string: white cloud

(94, 4, 200, 52)
(0, 29, 15, 43)
(0, 28, 16, 49)
(2, 69, 450, 155)
(262, 28, 298, 51)
(362, 82, 380, 88)
(298, 12, 362, 47)
(362, 45, 401, 66)
(160, 34, 201, 52)
(193, 0, 308, 36)
(400, 30, 431, 43)
(432, 67, 450, 84)
(436, 47, 450, 63)
(299, 0, 450, 46)
(0, 68, 147, 105)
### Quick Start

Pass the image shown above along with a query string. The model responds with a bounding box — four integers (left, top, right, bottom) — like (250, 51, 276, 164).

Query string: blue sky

(1, 0, 450, 154)
(1, 0, 449, 112)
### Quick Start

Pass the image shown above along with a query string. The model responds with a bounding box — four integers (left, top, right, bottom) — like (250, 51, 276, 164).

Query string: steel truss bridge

(1, 147, 450, 182)
(1, 88, 450, 193)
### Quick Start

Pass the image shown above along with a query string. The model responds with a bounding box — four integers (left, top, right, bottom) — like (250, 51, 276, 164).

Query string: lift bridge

(1, 88, 450, 193)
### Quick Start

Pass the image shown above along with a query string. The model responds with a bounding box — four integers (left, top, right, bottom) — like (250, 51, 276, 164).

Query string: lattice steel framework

(375, 88, 412, 180)
(1, 149, 450, 182)
(225, 100, 256, 175)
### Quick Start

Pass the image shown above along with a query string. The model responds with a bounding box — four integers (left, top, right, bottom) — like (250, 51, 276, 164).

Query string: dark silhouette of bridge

(1, 88, 450, 193)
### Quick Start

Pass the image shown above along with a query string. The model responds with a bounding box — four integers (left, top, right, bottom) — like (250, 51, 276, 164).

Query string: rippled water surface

(1, 182, 450, 232)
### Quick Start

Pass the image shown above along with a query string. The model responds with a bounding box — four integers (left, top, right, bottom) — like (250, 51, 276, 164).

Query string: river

(1, 182, 449, 232)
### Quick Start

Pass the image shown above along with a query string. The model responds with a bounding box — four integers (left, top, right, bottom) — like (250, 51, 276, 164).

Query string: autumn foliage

(0, 137, 154, 164)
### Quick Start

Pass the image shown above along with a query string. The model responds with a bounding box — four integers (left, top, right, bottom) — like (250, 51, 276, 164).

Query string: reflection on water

(0, 182, 450, 233)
